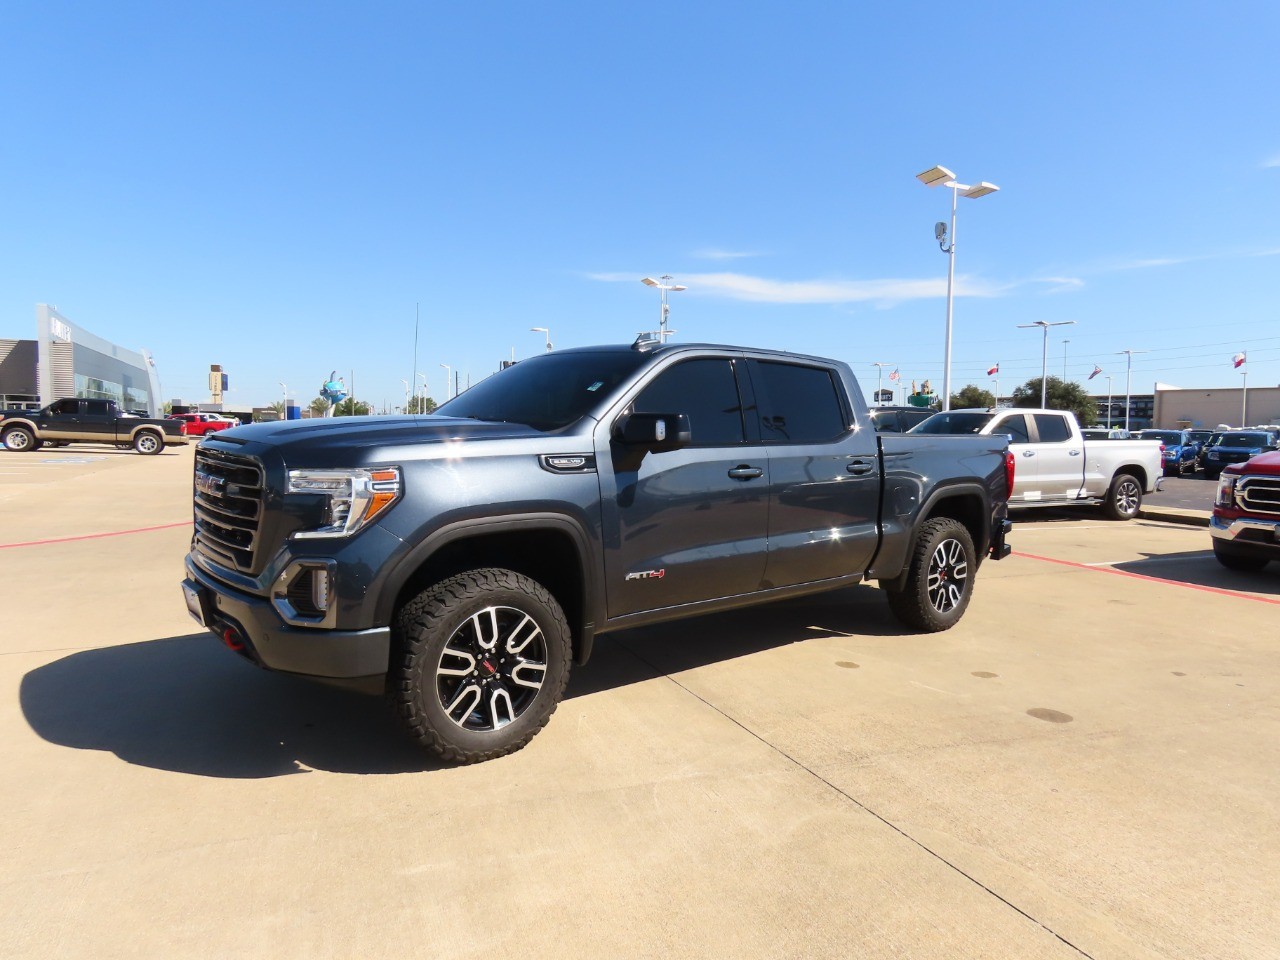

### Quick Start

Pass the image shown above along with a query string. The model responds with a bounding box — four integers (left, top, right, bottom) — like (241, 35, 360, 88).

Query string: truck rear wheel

(3, 426, 40, 452)
(391, 568, 572, 764)
(133, 431, 162, 455)
(885, 517, 976, 633)
(1103, 473, 1142, 520)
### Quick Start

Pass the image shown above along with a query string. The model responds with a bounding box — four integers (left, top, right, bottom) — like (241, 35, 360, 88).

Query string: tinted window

(1139, 430, 1182, 444)
(633, 359, 745, 446)
(1220, 433, 1269, 448)
(752, 361, 846, 443)
(436, 351, 645, 431)
(48, 399, 80, 415)
(84, 400, 112, 416)
(1000, 414, 1032, 444)
(1032, 414, 1071, 443)
(899, 409, 935, 430)
(910, 412, 993, 435)
(868, 409, 901, 433)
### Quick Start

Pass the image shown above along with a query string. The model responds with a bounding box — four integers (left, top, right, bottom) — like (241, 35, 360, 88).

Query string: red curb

(0, 520, 193, 550)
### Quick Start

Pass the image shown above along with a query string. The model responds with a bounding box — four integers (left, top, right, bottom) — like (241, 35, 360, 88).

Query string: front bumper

(1209, 514, 1280, 558)
(183, 556, 390, 679)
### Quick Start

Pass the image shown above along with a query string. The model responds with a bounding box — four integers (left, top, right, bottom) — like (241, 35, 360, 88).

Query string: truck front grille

(193, 448, 264, 572)
(1238, 476, 1280, 517)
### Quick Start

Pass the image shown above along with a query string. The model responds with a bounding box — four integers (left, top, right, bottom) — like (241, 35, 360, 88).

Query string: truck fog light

(312, 568, 330, 612)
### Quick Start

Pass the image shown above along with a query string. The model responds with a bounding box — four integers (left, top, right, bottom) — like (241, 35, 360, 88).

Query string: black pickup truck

(182, 342, 1013, 762)
(1, 398, 187, 454)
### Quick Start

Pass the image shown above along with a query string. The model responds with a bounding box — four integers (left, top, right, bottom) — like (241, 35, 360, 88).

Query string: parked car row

(166, 413, 238, 437)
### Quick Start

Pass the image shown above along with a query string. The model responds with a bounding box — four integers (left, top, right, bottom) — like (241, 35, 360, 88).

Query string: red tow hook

(221, 625, 246, 652)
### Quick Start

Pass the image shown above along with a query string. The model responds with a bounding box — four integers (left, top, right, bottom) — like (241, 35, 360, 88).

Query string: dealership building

(0, 305, 163, 416)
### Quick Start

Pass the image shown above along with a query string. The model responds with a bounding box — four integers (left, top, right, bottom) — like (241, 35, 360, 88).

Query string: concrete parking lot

(2, 445, 1277, 959)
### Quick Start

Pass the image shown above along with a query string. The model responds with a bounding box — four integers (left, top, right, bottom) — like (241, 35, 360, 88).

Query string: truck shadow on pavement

(20, 585, 909, 778)
(1109, 551, 1280, 596)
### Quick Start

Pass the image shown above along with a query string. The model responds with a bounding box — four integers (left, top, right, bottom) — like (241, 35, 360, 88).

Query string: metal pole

(942, 185, 958, 411)
(412, 302, 419, 409)
(1125, 353, 1132, 434)
(1062, 340, 1069, 380)
(993, 375, 999, 407)
(1106, 376, 1113, 429)
(1242, 370, 1248, 426)
(1040, 326, 1049, 408)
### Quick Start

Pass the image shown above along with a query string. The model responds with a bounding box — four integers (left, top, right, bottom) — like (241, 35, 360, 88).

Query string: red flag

(1233, 352, 1247, 368)
(888, 368, 901, 382)
(986, 363, 999, 376)
(1088, 365, 1102, 380)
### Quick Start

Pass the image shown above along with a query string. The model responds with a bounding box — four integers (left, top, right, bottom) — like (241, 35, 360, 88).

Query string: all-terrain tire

(1103, 473, 1142, 521)
(391, 568, 572, 764)
(885, 517, 977, 633)
(133, 431, 162, 455)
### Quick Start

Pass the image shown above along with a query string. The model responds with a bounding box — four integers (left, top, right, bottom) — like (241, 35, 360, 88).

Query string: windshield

(1140, 431, 1183, 444)
(1186, 431, 1213, 442)
(908, 412, 993, 435)
(434, 351, 646, 431)
(1219, 433, 1268, 448)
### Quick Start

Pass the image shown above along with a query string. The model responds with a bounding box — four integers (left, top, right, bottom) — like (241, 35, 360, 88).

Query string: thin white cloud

(1108, 246, 1280, 272)
(588, 271, 1007, 305)
(690, 247, 762, 261)
(1264, 154, 1280, 169)
(1033, 276, 1086, 293)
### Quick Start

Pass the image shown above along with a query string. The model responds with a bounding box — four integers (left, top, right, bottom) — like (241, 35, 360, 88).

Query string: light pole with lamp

(1062, 340, 1070, 381)
(439, 363, 452, 400)
(278, 382, 288, 420)
(871, 362, 891, 406)
(1017, 320, 1076, 408)
(399, 379, 410, 414)
(1117, 349, 1148, 434)
(417, 373, 429, 411)
(640, 276, 686, 342)
(530, 327, 553, 352)
(916, 165, 1000, 411)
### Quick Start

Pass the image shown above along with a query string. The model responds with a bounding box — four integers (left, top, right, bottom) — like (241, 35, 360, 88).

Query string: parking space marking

(0, 520, 192, 550)
(1014, 550, 1280, 605)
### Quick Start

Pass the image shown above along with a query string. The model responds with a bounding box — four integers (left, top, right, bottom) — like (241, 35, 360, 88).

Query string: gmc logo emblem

(194, 471, 225, 496)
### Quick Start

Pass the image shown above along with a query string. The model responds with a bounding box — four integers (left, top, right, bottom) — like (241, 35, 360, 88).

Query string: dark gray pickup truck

(1, 398, 186, 454)
(182, 342, 1013, 762)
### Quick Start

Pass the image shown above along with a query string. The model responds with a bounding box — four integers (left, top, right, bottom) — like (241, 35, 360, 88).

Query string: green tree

(333, 398, 372, 417)
(1011, 377, 1098, 426)
(309, 396, 332, 417)
(268, 400, 285, 418)
(949, 384, 996, 409)
(406, 395, 437, 414)
(162, 401, 173, 415)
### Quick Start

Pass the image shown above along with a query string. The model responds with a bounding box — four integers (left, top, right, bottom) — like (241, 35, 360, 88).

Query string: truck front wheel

(1103, 473, 1142, 521)
(885, 518, 976, 633)
(391, 568, 572, 764)
(3, 426, 39, 452)
(133, 431, 162, 455)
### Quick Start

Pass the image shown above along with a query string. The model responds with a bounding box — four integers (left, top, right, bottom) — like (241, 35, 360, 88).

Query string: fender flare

(371, 512, 605, 662)
(877, 481, 993, 593)
(1, 417, 41, 438)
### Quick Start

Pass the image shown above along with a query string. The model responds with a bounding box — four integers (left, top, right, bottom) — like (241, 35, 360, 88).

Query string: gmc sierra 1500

(183, 342, 1013, 762)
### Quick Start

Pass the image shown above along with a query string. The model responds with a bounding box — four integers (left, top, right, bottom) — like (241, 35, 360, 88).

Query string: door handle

(846, 459, 875, 475)
(1022, 450, 1036, 457)
(1068, 449, 1081, 456)
(727, 465, 763, 480)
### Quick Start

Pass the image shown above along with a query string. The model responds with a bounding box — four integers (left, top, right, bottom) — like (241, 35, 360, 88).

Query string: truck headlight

(1214, 473, 1237, 508)
(287, 467, 401, 538)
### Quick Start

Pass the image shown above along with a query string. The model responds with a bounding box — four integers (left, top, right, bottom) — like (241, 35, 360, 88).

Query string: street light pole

(439, 363, 452, 400)
(871, 362, 890, 406)
(278, 382, 288, 419)
(917, 166, 1000, 411)
(400, 379, 410, 413)
(1241, 368, 1248, 426)
(1117, 349, 1148, 434)
(1017, 320, 1076, 407)
(1062, 339, 1070, 381)
(530, 327, 553, 351)
(417, 373, 429, 410)
(640, 276, 687, 342)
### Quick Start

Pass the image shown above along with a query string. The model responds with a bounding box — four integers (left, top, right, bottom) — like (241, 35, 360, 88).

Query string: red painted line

(1013, 550, 1280, 606)
(0, 520, 193, 550)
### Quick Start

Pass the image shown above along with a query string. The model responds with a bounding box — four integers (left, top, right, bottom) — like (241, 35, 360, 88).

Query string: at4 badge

(625, 569, 666, 581)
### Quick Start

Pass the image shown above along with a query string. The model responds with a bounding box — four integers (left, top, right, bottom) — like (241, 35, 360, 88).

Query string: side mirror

(616, 412, 691, 453)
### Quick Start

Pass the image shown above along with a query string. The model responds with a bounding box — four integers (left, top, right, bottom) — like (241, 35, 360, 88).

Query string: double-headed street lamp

(530, 327, 553, 351)
(1017, 320, 1076, 407)
(439, 363, 452, 400)
(917, 166, 1000, 411)
(871, 362, 891, 406)
(640, 276, 686, 343)
(1117, 349, 1148, 433)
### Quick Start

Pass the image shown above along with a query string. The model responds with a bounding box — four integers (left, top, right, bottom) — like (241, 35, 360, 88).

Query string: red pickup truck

(1210, 450, 1280, 571)
(168, 414, 237, 437)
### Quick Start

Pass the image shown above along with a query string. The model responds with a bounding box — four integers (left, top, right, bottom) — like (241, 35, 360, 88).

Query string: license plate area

(183, 580, 210, 626)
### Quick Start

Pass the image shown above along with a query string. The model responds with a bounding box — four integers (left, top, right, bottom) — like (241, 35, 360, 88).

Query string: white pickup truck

(911, 408, 1163, 519)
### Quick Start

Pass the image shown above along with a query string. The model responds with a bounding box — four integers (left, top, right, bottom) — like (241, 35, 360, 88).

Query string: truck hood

(213, 415, 556, 453)
(1224, 450, 1280, 475)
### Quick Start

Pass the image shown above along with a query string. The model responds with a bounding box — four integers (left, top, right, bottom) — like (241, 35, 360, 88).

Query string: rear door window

(750, 361, 847, 444)
(1032, 414, 1071, 443)
(997, 414, 1032, 444)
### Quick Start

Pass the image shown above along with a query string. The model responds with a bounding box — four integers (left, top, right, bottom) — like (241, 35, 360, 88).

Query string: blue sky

(2, 1, 1277, 410)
